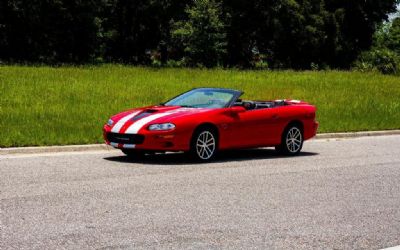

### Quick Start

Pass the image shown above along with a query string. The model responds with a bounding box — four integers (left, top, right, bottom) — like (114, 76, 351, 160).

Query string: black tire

(190, 127, 218, 162)
(121, 149, 146, 159)
(275, 124, 304, 156)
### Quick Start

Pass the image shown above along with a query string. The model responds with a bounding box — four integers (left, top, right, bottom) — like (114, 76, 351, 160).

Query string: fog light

(157, 135, 175, 139)
(163, 142, 174, 148)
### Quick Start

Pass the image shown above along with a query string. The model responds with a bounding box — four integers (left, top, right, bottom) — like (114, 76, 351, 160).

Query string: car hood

(109, 105, 211, 133)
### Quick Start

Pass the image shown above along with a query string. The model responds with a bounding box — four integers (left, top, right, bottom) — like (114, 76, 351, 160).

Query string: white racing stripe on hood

(124, 112, 174, 134)
(111, 111, 140, 133)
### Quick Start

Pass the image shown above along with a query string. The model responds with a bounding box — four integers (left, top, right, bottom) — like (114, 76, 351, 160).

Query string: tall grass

(0, 65, 399, 147)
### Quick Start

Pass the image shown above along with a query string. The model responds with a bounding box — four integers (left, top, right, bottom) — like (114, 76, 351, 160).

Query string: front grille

(106, 132, 145, 144)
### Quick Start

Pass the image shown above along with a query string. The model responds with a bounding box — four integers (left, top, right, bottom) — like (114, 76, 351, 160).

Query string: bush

(354, 48, 400, 74)
(166, 59, 186, 68)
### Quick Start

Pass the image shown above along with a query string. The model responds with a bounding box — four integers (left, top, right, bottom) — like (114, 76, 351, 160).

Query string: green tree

(0, 0, 399, 68)
(223, 0, 400, 69)
(354, 16, 400, 74)
(104, 0, 189, 63)
(386, 17, 400, 54)
(0, 0, 108, 63)
(171, 0, 227, 67)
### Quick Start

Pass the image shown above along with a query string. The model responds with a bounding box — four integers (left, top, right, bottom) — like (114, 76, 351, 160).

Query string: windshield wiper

(180, 105, 195, 108)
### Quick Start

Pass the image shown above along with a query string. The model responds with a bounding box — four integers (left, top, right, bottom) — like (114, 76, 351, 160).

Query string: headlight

(107, 119, 114, 126)
(148, 123, 176, 131)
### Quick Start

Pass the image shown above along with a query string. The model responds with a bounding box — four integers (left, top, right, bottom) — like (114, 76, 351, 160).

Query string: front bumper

(103, 124, 189, 151)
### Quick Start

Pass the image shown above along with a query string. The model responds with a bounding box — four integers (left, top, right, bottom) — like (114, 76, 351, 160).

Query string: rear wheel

(275, 124, 303, 156)
(190, 127, 218, 162)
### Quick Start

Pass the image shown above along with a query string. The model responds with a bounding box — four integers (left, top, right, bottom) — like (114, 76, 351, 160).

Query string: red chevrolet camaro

(103, 88, 318, 161)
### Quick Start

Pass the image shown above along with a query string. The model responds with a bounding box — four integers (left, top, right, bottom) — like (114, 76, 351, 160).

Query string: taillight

(305, 113, 315, 119)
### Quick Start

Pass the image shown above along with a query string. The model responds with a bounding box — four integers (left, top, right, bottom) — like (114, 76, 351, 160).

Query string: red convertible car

(103, 88, 318, 161)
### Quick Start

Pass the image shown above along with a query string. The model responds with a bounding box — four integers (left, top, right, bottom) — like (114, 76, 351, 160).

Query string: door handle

(272, 114, 279, 120)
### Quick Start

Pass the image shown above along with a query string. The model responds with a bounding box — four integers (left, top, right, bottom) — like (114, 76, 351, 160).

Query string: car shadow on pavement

(103, 148, 319, 165)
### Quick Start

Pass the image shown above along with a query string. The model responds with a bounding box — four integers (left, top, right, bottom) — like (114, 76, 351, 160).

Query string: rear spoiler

(285, 99, 308, 105)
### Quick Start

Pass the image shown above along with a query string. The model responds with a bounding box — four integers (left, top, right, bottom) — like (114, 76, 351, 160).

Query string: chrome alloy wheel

(196, 131, 216, 160)
(286, 127, 302, 153)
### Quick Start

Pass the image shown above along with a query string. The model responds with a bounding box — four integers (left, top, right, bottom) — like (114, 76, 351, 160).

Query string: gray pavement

(1, 136, 400, 249)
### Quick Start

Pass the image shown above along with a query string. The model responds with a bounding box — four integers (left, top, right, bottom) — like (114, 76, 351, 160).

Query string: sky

(389, 4, 400, 20)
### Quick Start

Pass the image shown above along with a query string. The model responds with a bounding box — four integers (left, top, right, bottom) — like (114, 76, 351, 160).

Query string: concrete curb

(315, 130, 400, 139)
(0, 144, 115, 155)
(1, 130, 400, 155)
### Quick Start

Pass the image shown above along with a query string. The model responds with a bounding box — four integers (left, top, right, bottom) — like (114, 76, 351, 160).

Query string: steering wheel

(208, 99, 225, 106)
(242, 101, 256, 110)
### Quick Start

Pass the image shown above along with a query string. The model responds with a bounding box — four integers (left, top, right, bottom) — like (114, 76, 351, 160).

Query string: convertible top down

(103, 88, 318, 161)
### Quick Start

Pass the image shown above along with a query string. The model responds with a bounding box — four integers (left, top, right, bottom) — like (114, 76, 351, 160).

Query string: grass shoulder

(1, 65, 399, 147)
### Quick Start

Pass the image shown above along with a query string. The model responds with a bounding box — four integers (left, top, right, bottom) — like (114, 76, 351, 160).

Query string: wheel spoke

(209, 145, 215, 152)
(206, 145, 213, 157)
(206, 138, 214, 144)
(204, 146, 211, 157)
(288, 129, 293, 138)
(201, 147, 206, 158)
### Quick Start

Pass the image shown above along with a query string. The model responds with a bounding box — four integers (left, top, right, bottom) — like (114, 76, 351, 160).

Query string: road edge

(1, 130, 400, 155)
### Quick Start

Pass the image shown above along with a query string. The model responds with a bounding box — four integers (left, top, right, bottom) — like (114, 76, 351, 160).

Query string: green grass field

(1, 65, 399, 147)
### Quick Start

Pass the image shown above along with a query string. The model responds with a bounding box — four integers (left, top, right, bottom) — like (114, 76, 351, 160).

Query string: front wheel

(275, 125, 303, 156)
(190, 128, 218, 162)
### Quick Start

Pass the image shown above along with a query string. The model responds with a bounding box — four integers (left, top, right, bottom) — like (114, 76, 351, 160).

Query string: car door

(226, 107, 282, 148)
(246, 108, 283, 146)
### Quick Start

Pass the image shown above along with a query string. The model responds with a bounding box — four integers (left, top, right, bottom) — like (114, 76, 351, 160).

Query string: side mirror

(230, 106, 246, 114)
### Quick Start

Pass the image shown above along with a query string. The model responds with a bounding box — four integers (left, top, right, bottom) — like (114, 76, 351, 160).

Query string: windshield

(164, 88, 240, 109)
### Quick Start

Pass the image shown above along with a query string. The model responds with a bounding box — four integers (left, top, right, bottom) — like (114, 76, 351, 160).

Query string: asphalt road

(1, 135, 400, 250)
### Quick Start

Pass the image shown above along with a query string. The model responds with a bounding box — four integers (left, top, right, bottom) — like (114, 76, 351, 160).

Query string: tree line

(0, 0, 398, 69)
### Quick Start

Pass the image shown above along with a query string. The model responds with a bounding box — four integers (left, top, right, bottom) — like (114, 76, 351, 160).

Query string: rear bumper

(103, 124, 189, 151)
(303, 121, 319, 141)
(308, 121, 319, 140)
(314, 121, 319, 134)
